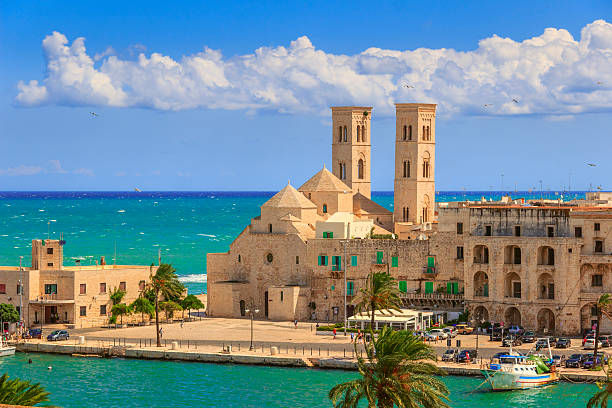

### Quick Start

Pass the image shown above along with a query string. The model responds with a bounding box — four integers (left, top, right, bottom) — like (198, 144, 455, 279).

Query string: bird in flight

(512, 98, 519, 104)
(403, 84, 415, 88)
(587, 163, 597, 167)
(90, 112, 99, 117)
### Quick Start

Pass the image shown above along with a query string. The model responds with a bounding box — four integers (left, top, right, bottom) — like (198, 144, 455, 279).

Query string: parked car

(423, 332, 439, 341)
(490, 329, 503, 341)
(508, 326, 525, 335)
(429, 329, 448, 339)
(583, 334, 596, 346)
(443, 327, 458, 338)
(551, 355, 565, 367)
(556, 338, 571, 349)
(456, 349, 478, 363)
(584, 338, 603, 350)
(598, 335, 611, 348)
(25, 328, 43, 339)
(47, 330, 69, 341)
(565, 353, 585, 368)
(441, 348, 459, 362)
(455, 324, 474, 335)
(522, 331, 537, 343)
(535, 338, 555, 350)
(502, 335, 522, 347)
(582, 354, 608, 369)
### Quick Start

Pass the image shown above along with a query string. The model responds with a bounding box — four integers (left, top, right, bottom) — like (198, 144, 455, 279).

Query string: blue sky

(1, 0, 611, 191)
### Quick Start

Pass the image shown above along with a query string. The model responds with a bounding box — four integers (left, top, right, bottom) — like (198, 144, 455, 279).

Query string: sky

(1, 0, 611, 191)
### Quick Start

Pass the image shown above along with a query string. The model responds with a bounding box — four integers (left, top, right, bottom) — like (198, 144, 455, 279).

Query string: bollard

(171, 341, 178, 350)
(78, 336, 85, 345)
(270, 346, 278, 355)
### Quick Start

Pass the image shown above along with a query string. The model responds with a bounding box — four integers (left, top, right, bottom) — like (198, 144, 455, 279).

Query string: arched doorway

(537, 273, 555, 300)
(473, 271, 489, 297)
(504, 307, 521, 326)
(239, 300, 246, 317)
(473, 245, 489, 264)
(505, 272, 521, 299)
(473, 306, 489, 323)
(537, 308, 555, 333)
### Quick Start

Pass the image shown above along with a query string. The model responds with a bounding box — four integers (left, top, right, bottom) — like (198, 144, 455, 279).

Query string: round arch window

(266, 253, 274, 263)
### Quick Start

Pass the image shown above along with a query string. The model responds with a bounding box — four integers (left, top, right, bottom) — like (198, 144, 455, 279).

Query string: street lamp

(245, 307, 260, 350)
(18, 256, 23, 336)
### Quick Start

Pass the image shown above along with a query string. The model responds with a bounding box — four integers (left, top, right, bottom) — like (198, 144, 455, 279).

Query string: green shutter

(351, 255, 357, 266)
(329, 231, 333, 238)
(323, 232, 328, 238)
(347, 281, 354, 296)
(331, 285, 335, 291)
(446, 282, 452, 294)
(376, 251, 384, 264)
(452, 282, 459, 295)
(391, 256, 398, 267)
(484, 283, 489, 297)
(399, 281, 407, 293)
(427, 256, 435, 268)
(323, 256, 328, 266)
(318, 256, 322, 266)
(425, 281, 434, 294)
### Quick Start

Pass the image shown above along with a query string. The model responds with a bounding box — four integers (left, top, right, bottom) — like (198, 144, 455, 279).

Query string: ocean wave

(197, 233, 216, 238)
(178, 274, 207, 283)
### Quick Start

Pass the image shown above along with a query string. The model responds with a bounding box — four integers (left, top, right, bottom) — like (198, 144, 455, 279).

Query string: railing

(423, 266, 437, 274)
(399, 293, 464, 301)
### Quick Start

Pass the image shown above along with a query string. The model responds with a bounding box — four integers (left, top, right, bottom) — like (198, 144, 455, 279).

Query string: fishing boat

(0, 334, 15, 357)
(481, 340, 559, 391)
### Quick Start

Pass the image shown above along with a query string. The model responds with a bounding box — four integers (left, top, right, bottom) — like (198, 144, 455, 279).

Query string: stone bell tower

(331, 107, 372, 199)
(393, 103, 436, 225)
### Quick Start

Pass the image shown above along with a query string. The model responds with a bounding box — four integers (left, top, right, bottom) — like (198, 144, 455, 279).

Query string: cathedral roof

(353, 192, 392, 215)
(298, 165, 351, 193)
(262, 183, 316, 209)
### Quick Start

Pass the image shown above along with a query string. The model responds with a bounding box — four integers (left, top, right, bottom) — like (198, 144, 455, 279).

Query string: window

(447, 282, 459, 294)
(139, 280, 146, 291)
(99, 283, 107, 293)
(296, 256, 299, 265)
(318, 255, 328, 266)
(424, 281, 434, 294)
(323, 231, 334, 239)
(391, 256, 398, 267)
(47, 262, 54, 267)
(362, 125, 367, 142)
(338, 126, 342, 142)
(322, 204, 327, 214)
(456, 222, 463, 235)
(575, 227, 582, 238)
(547, 226, 554, 237)
(79, 284, 86, 295)
(0, 284, 5, 294)
(592, 306, 599, 317)
(595, 240, 603, 253)
(44, 284, 57, 294)
(403, 125, 407, 140)
(16, 284, 22, 295)
(514, 226, 521, 237)
(376, 251, 384, 264)
(47, 248, 53, 255)
(456, 246, 464, 260)
(427, 256, 435, 268)
(238, 254, 241, 263)
(351, 255, 357, 266)
(398, 281, 407, 293)
(280, 291, 284, 302)
(408, 125, 412, 140)
(119, 281, 126, 292)
(331, 285, 335, 291)
(332, 256, 341, 271)
(357, 126, 361, 142)
(268, 223, 273, 233)
(266, 253, 274, 263)
(513, 247, 522, 264)
(358, 159, 364, 180)
(343, 126, 347, 142)
(595, 223, 601, 232)
(403, 161, 410, 178)
(100, 305, 107, 316)
(422, 158, 430, 178)
(402, 207, 409, 222)
(485, 225, 492, 236)
(592, 274, 603, 287)
(347, 281, 354, 296)
(80, 306, 87, 317)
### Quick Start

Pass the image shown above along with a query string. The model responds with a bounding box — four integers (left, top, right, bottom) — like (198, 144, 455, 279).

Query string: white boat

(481, 340, 558, 391)
(0, 335, 16, 357)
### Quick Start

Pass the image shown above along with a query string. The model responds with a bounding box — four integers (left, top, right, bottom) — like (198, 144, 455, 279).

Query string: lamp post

(18, 256, 23, 334)
(245, 307, 259, 350)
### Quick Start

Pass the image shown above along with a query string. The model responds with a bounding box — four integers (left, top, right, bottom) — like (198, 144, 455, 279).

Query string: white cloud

(48, 159, 67, 174)
(0, 161, 94, 177)
(15, 20, 612, 116)
(0, 165, 43, 176)
(73, 168, 94, 176)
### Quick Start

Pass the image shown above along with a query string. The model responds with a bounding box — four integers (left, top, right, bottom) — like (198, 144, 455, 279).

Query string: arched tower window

(342, 163, 346, 180)
(357, 126, 361, 142)
(402, 207, 409, 222)
(358, 159, 364, 180)
(422, 125, 426, 141)
(403, 125, 407, 141)
(322, 204, 328, 214)
(339, 162, 343, 179)
(422, 153, 430, 178)
(338, 126, 342, 142)
(362, 125, 367, 142)
(403, 160, 410, 178)
(408, 125, 412, 140)
(422, 195, 430, 223)
(343, 126, 347, 142)
(268, 223, 273, 233)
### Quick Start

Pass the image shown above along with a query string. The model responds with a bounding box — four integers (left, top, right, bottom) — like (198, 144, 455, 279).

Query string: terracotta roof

(262, 183, 316, 209)
(298, 166, 351, 193)
(353, 192, 392, 215)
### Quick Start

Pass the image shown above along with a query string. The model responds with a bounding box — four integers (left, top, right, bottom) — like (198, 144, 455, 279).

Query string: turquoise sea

(0, 353, 598, 407)
(0, 191, 586, 295)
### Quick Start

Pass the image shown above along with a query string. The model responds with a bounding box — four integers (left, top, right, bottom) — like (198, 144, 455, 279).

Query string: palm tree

(354, 271, 403, 330)
(593, 293, 612, 366)
(329, 326, 449, 408)
(150, 264, 185, 347)
(588, 360, 612, 408)
(0, 373, 50, 406)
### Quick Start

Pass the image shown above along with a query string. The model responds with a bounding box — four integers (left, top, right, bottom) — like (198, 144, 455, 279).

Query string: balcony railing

(400, 293, 464, 301)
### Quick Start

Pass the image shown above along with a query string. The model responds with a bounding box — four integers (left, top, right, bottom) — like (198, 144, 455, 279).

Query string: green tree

(160, 301, 182, 322)
(110, 287, 126, 306)
(593, 293, 612, 366)
(180, 294, 204, 319)
(0, 304, 19, 323)
(0, 373, 51, 406)
(329, 327, 449, 408)
(111, 303, 131, 325)
(150, 264, 185, 346)
(354, 272, 403, 329)
(130, 297, 155, 324)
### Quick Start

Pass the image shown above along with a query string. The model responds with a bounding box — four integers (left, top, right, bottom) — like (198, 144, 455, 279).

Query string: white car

(584, 338, 603, 350)
(444, 327, 458, 338)
(429, 329, 448, 339)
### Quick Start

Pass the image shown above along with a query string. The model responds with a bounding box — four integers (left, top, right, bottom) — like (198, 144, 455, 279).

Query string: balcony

(400, 292, 464, 309)
(400, 293, 463, 301)
(423, 266, 437, 275)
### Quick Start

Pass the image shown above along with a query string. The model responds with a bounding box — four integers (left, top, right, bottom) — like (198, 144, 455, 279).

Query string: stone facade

(207, 102, 612, 336)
